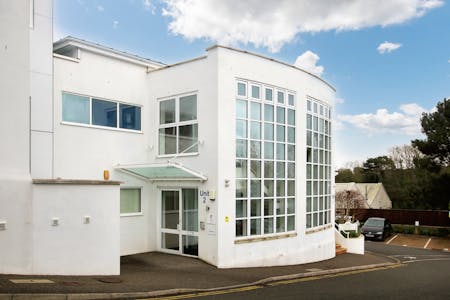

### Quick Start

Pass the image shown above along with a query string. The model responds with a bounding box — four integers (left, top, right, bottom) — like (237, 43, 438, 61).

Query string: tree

(335, 168, 354, 183)
(412, 98, 450, 166)
(362, 156, 395, 182)
(335, 190, 367, 216)
(389, 144, 422, 169)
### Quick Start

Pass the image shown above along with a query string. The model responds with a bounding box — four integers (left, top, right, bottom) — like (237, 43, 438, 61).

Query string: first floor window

(120, 188, 142, 215)
(62, 93, 89, 124)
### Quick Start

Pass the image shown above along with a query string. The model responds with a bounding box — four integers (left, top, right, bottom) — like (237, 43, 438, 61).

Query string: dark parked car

(361, 217, 392, 241)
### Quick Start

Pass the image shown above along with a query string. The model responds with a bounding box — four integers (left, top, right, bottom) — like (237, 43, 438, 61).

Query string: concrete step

(335, 243, 347, 255)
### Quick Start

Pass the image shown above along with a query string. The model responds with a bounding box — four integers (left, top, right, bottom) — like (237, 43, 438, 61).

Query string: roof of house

(335, 182, 391, 208)
(53, 36, 166, 68)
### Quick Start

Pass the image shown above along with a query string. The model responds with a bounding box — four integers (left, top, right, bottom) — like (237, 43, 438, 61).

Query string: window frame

(61, 91, 142, 133)
(120, 187, 143, 217)
(157, 92, 199, 158)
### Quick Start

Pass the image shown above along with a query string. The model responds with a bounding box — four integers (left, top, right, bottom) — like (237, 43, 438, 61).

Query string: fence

(346, 208, 450, 227)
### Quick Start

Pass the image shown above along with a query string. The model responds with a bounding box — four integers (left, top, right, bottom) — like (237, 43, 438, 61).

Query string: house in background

(335, 182, 392, 210)
(1, 0, 336, 275)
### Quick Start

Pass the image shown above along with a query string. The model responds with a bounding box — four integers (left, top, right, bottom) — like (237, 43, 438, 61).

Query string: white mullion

(116, 102, 120, 129)
(89, 97, 92, 125)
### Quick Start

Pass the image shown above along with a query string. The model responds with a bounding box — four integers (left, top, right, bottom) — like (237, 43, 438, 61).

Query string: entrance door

(161, 189, 198, 256)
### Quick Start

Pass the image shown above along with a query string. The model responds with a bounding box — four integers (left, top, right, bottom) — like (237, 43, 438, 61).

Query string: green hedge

(392, 224, 450, 237)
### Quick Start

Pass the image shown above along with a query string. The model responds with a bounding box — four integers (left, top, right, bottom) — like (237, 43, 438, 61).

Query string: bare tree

(388, 144, 423, 169)
(335, 190, 367, 217)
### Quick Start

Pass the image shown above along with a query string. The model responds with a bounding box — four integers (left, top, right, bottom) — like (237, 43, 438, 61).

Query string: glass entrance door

(161, 189, 198, 256)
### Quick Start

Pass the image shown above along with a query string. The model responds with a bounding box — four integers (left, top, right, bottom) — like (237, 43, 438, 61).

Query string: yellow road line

(267, 265, 403, 287)
(144, 285, 262, 300)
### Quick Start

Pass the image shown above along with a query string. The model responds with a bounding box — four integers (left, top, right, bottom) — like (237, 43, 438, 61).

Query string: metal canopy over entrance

(116, 163, 207, 182)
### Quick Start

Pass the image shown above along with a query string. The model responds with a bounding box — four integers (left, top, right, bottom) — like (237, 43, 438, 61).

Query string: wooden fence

(346, 208, 450, 227)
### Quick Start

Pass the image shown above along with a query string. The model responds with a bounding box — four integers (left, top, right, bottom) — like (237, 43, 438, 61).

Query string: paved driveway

(384, 233, 450, 251)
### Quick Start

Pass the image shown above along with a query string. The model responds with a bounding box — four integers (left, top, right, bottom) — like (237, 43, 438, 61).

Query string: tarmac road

(142, 242, 450, 300)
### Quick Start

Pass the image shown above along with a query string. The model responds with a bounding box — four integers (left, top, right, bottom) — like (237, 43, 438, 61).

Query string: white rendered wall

(214, 47, 336, 268)
(146, 54, 219, 265)
(0, 0, 33, 274)
(32, 184, 120, 275)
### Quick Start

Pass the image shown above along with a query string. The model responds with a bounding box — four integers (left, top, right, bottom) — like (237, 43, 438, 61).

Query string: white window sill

(234, 232, 297, 244)
(305, 223, 333, 234)
(61, 121, 143, 134)
(157, 152, 199, 158)
(120, 212, 143, 217)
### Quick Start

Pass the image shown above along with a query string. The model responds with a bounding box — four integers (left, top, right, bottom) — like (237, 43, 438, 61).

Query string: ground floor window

(120, 188, 142, 215)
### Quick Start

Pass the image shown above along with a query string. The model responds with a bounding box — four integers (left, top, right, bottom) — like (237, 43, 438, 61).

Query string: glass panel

(276, 181, 285, 196)
(179, 95, 197, 121)
(236, 219, 247, 236)
(120, 189, 141, 214)
(264, 104, 274, 121)
(250, 219, 261, 235)
(162, 233, 179, 251)
(265, 88, 273, 101)
(264, 217, 274, 234)
(306, 181, 312, 195)
(250, 121, 261, 139)
(306, 214, 312, 228)
(236, 159, 247, 178)
(236, 200, 247, 218)
(119, 104, 141, 130)
(182, 235, 198, 256)
(237, 82, 246, 96)
(276, 162, 285, 178)
(182, 189, 198, 231)
(160, 99, 176, 124)
(251, 199, 261, 217)
(307, 131, 312, 146)
(307, 148, 312, 162)
(264, 198, 274, 216)
(264, 161, 274, 178)
(264, 142, 274, 159)
(287, 145, 295, 161)
(287, 109, 295, 125)
(287, 198, 295, 213)
(236, 180, 247, 198)
(159, 127, 177, 155)
(62, 93, 89, 124)
(236, 139, 247, 158)
(314, 102, 318, 113)
(179, 124, 198, 153)
(313, 197, 318, 211)
(251, 85, 260, 99)
(276, 143, 285, 160)
(250, 102, 261, 120)
(287, 163, 295, 178)
(313, 213, 318, 227)
(250, 160, 261, 178)
(277, 91, 284, 104)
(287, 215, 295, 231)
(276, 125, 285, 142)
(287, 127, 295, 143)
(306, 115, 312, 130)
(288, 94, 294, 106)
(313, 116, 318, 131)
(236, 119, 247, 138)
(250, 141, 261, 158)
(306, 164, 312, 179)
(307, 100, 311, 111)
(92, 99, 117, 127)
(236, 100, 247, 118)
(287, 181, 295, 196)
(276, 107, 285, 124)
(264, 123, 274, 140)
(306, 197, 312, 212)
(276, 198, 285, 215)
(250, 180, 261, 197)
(276, 216, 285, 232)
(264, 180, 274, 197)
(162, 191, 179, 229)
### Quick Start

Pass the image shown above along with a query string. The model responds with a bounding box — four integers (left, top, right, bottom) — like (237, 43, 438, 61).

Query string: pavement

(0, 250, 397, 300)
(385, 233, 450, 251)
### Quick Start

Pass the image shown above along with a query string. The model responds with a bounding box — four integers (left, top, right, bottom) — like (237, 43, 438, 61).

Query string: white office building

(0, 0, 335, 275)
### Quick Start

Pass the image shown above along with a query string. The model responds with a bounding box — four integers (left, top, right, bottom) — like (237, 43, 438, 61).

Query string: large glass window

(235, 80, 296, 238)
(306, 96, 332, 229)
(159, 94, 198, 155)
(62, 92, 141, 131)
(120, 188, 142, 215)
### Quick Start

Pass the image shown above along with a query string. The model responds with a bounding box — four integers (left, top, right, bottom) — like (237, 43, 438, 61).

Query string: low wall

(335, 229, 364, 255)
(31, 179, 120, 275)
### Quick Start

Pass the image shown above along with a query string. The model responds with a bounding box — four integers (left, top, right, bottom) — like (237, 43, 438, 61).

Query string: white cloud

(97, 5, 104, 12)
(143, 0, 156, 14)
(294, 50, 324, 76)
(338, 103, 428, 136)
(113, 20, 119, 29)
(161, 0, 443, 52)
(377, 41, 402, 54)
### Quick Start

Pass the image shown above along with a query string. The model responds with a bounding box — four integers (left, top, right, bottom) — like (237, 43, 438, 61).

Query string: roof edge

(206, 45, 336, 92)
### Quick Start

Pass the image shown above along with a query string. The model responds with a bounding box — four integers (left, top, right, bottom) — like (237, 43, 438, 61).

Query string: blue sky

(54, 0, 450, 167)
